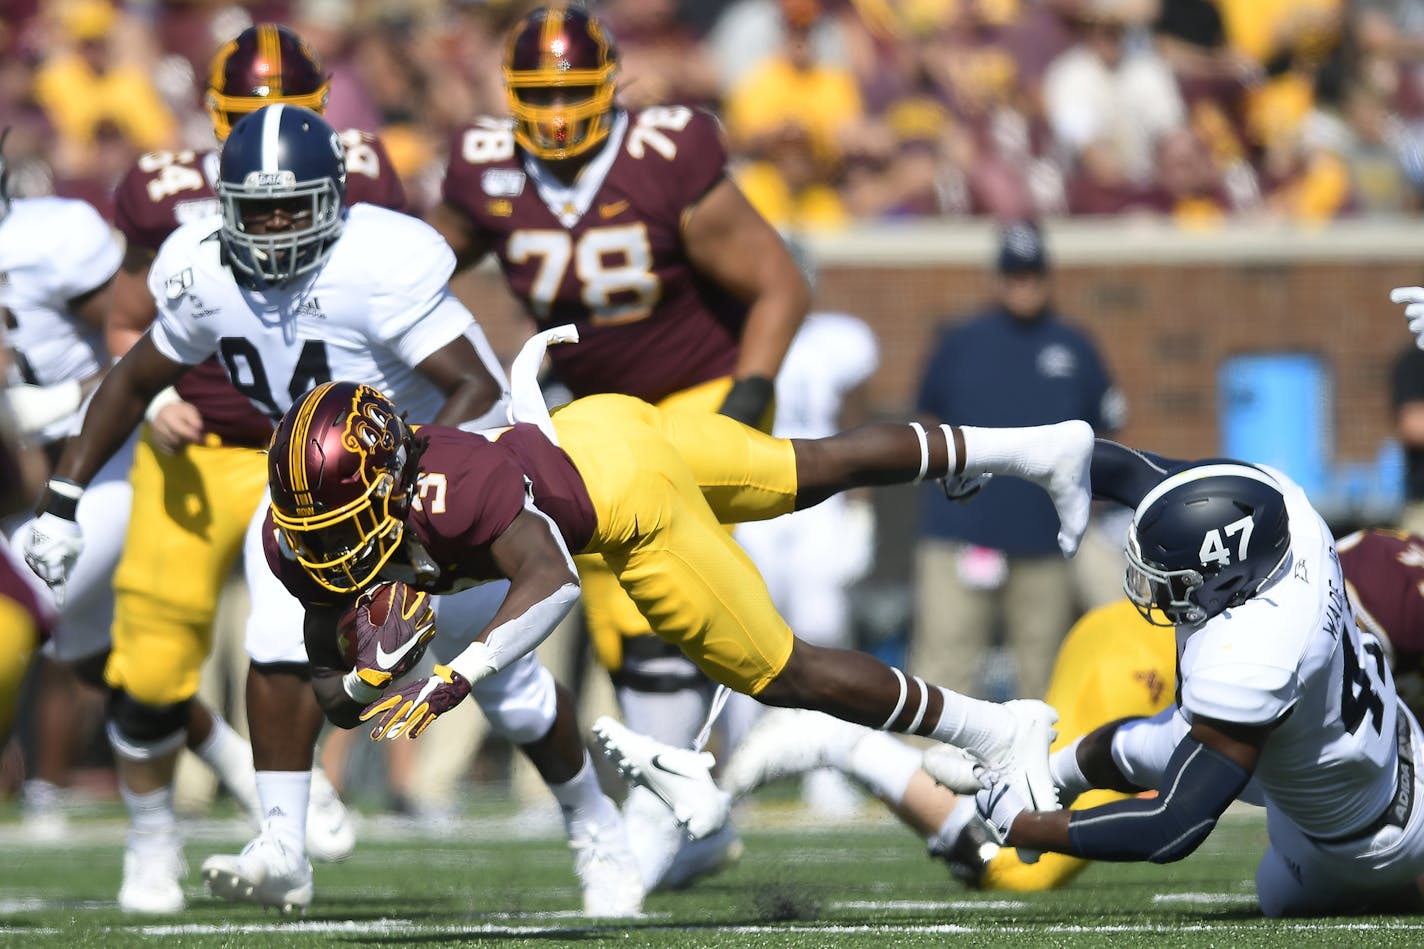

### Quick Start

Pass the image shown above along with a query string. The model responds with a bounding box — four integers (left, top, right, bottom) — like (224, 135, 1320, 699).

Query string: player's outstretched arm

(682, 179, 809, 426)
(444, 509, 581, 686)
(417, 332, 508, 430)
(989, 716, 1265, 863)
(304, 604, 366, 730)
(50, 333, 187, 488)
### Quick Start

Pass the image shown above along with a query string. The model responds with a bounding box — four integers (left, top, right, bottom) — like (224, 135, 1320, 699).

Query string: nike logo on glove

(650, 753, 692, 779)
(375, 635, 424, 670)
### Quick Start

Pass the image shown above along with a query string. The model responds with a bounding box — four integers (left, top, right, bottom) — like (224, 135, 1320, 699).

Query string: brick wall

(452, 221, 1424, 464)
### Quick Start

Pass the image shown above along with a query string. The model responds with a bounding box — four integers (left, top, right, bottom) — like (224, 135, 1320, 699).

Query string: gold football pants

(554, 393, 795, 695)
(105, 428, 266, 706)
(573, 376, 774, 674)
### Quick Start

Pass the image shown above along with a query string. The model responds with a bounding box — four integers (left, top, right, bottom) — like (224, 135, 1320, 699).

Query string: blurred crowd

(4, 0, 1424, 231)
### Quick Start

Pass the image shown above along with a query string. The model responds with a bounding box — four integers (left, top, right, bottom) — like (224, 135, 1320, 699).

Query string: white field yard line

(104, 919, 1424, 938)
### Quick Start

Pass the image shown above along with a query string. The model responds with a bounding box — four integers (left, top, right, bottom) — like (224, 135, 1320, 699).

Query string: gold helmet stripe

(288, 381, 339, 497)
(539, 6, 565, 72)
(258, 23, 283, 97)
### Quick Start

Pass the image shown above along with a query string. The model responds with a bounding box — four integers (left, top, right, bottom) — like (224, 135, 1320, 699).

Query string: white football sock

(926, 687, 1014, 759)
(256, 770, 311, 853)
(120, 783, 177, 836)
(550, 754, 620, 834)
(194, 714, 259, 818)
(959, 425, 1058, 479)
(845, 730, 921, 805)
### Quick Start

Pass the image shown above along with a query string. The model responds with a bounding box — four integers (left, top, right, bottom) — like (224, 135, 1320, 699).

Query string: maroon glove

(337, 581, 436, 703)
(359, 665, 472, 740)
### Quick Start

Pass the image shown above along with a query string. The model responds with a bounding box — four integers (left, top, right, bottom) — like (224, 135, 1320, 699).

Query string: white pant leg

(9, 434, 136, 662)
(1258, 707, 1424, 916)
(430, 579, 557, 746)
(242, 488, 309, 664)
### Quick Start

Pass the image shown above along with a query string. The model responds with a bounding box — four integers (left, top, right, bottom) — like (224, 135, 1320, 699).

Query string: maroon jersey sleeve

(340, 130, 407, 212)
(113, 150, 218, 251)
(405, 426, 596, 591)
(1338, 529, 1424, 663)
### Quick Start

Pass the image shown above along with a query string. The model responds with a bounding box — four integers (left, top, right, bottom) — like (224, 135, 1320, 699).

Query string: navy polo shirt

(917, 306, 1122, 556)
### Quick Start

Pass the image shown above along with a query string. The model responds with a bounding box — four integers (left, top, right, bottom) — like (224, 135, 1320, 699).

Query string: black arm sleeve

(1065, 735, 1251, 863)
(1091, 439, 1188, 509)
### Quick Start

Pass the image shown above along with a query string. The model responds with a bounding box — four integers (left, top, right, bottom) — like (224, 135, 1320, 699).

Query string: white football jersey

(770, 312, 878, 440)
(147, 204, 505, 424)
(1175, 467, 1398, 839)
(0, 197, 121, 437)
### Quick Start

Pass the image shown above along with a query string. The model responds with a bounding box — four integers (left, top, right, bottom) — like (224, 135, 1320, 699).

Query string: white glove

(24, 512, 84, 607)
(1390, 287, 1424, 349)
(974, 770, 1031, 845)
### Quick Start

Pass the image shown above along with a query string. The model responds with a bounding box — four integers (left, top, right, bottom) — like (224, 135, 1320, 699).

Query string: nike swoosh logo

(375, 635, 423, 670)
(650, 753, 691, 779)
(599, 199, 629, 219)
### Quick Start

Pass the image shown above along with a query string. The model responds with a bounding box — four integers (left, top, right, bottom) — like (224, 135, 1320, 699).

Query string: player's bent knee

(106, 689, 191, 761)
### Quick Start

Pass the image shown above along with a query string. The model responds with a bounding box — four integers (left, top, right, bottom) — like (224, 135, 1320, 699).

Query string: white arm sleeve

(447, 497, 580, 681)
(1109, 706, 1191, 791)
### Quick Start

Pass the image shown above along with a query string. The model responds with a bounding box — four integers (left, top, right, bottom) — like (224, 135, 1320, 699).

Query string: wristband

(342, 669, 386, 705)
(42, 478, 85, 521)
(717, 375, 775, 428)
(144, 386, 184, 425)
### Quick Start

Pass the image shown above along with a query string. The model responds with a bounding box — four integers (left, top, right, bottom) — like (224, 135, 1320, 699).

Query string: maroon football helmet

(206, 23, 330, 141)
(269, 382, 419, 594)
(503, 5, 619, 161)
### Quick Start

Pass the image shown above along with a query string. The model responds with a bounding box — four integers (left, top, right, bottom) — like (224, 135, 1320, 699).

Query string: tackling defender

(959, 447, 1424, 916)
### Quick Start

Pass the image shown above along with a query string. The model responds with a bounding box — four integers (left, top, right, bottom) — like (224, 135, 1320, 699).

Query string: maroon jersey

(1338, 529, 1424, 679)
(442, 107, 745, 403)
(113, 133, 407, 446)
(265, 423, 596, 605)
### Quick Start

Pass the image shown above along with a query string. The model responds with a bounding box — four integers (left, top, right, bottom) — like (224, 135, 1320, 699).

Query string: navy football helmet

(217, 104, 346, 287)
(1124, 463, 1292, 626)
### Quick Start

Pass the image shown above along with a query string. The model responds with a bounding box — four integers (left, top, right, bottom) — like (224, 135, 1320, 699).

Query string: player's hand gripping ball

(337, 581, 437, 703)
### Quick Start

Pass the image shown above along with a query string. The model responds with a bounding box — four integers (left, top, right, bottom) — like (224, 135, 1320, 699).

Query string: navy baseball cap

(997, 222, 1048, 274)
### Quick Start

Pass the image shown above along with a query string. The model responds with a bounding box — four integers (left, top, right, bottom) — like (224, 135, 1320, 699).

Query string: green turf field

(1, 804, 1421, 947)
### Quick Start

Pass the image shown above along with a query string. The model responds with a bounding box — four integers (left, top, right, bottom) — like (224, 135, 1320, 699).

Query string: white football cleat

(570, 814, 645, 917)
(305, 769, 356, 863)
(201, 827, 314, 915)
(657, 821, 744, 891)
(592, 715, 730, 841)
(977, 699, 1060, 814)
(118, 827, 187, 914)
(720, 708, 870, 800)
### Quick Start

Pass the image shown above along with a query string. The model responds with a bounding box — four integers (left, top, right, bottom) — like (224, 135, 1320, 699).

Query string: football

(335, 580, 437, 684)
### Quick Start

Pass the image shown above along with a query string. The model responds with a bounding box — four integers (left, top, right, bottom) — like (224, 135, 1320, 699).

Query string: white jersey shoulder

(772, 311, 879, 440)
(0, 197, 120, 428)
(147, 209, 476, 424)
(1178, 467, 1399, 838)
